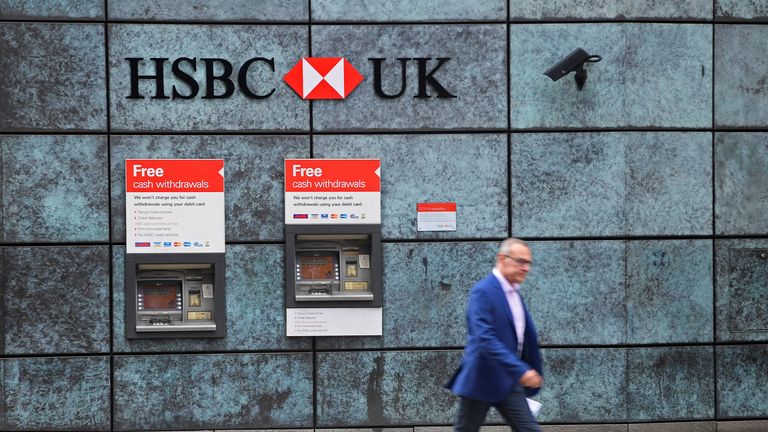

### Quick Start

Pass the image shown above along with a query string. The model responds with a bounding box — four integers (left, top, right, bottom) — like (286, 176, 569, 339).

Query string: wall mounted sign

(125, 57, 456, 100)
(284, 158, 381, 225)
(126, 159, 225, 254)
(417, 202, 457, 231)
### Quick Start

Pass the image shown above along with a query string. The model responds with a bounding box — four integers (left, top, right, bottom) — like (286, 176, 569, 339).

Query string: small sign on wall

(125, 159, 225, 254)
(417, 202, 457, 231)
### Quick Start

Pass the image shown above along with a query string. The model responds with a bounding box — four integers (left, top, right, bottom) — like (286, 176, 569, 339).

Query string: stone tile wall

(0, 1, 766, 431)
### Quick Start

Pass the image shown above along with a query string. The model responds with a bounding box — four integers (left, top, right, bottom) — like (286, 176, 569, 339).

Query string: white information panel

(285, 159, 381, 224)
(286, 308, 383, 336)
(126, 159, 225, 254)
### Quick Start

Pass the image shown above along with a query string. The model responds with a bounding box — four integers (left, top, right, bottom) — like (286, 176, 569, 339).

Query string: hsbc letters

(125, 57, 456, 100)
(126, 57, 276, 100)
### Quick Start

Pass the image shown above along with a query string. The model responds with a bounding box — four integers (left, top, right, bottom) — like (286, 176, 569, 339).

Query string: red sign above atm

(127, 159, 224, 193)
(285, 159, 381, 192)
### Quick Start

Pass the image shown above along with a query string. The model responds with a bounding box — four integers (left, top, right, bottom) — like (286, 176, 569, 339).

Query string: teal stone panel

(510, 1, 712, 20)
(529, 240, 713, 346)
(715, 133, 768, 235)
(108, 24, 308, 132)
(0, 0, 103, 19)
(316, 242, 497, 350)
(715, 239, 768, 342)
(716, 0, 768, 21)
(511, 133, 712, 237)
(112, 245, 311, 352)
(0, 24, 106, 131)
(627, 347, 715, 421)
(108, 0, 308, 21)
(715, 26, 768, 127)
(537, 348, 627, 422)
(316, 350, 460, 426)
(3, 357, 110, 431)
(626, 240, 713, 344)
(524, 241, 626, 345)
(110, 135, 309, 243)
(3, 247, 109, 355)
(510, 24, 712, 129)
(312, 0, 505, 21)
(0, 135, 109, 242)
(0, 361, 3, 431)
(0, 252, 3, 355)
(314, 134, 508, 239)
(113, 353, 313, 430)
(716, 345, 768, 418)
(311, 25, 506, 131)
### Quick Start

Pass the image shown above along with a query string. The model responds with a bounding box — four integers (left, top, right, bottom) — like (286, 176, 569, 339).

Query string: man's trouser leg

(495, 384, 541, 432)
(454, 396, 491, 432)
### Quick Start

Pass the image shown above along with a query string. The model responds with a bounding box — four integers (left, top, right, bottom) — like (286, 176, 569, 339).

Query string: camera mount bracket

(574, 55, 602, 90)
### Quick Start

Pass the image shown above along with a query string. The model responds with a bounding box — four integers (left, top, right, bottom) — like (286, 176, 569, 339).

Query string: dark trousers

(454, 384, 541, 432)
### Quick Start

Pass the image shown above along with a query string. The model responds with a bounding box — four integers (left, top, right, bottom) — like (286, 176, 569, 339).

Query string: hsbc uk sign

(125, 56, 456, 101)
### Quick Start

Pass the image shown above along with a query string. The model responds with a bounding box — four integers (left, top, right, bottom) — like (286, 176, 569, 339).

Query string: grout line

(2, 233, 768, 249)
(711, 10, 719, 423)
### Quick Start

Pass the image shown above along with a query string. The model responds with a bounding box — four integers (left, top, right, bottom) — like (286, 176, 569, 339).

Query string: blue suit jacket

(448, 273, 543, 402)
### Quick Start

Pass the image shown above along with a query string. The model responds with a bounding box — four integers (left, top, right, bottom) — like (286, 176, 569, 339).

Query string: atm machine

(125, 253, 225, 338)
(285, 225, 382, 306)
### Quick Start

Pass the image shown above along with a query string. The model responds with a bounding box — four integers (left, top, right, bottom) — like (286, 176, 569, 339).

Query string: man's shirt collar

(492, 268, 519, 294)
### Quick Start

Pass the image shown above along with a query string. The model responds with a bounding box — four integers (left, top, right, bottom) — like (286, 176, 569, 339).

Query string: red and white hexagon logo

(283, 57, 364, 100)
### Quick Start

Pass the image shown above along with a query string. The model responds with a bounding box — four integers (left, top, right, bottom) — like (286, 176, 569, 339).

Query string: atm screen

(299, 255, 336, 280)
(139, 282, 180, 310)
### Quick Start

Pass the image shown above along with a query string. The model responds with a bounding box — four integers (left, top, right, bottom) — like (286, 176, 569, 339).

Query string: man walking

(448, 238, 543, 432)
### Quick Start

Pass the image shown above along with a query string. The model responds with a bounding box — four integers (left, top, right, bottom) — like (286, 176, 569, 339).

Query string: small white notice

(286, 308, 382, 336)
(417, 202, 457, 232)
(526, 398, 542, 417)
(201, 284, 214, 299)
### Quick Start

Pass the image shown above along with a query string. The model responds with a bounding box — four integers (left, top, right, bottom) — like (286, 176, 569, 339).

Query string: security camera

(543, 48, 602, 91)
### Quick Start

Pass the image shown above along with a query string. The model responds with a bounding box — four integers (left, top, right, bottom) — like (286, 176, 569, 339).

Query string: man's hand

(519, 370, 543, 388)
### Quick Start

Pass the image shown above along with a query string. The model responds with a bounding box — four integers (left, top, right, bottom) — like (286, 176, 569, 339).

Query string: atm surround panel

(124, 253, 226, 339)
